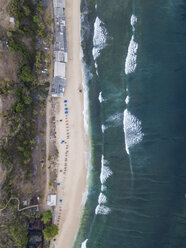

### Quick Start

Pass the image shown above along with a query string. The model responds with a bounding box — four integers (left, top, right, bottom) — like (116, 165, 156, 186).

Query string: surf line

(124, 14, 139, 178)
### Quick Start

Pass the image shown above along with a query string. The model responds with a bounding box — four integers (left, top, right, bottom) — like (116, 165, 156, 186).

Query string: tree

(23, 95, 32, 105)
(22, 6, 30, 16)
(33, 15, 39, 23)
(42, 224, 58, 241)
(19, 65, 34, 83)
(42, 210, 52, 224)
(15, 103, 24, 113)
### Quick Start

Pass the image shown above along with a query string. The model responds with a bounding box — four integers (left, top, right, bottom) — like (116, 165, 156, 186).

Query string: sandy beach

(52, 0, 87, 247)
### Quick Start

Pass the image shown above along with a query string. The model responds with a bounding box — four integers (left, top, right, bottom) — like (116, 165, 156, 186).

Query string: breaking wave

(101, 124, 106, 133)
(98, 192, 107, 204)
(125, 14, 138, 75)
(123, 109, 144, 154)
(125, 95, 130, 105)
(92, 17, 107, 60)
(101, 185, 107, 191)
(131, 14, 137, 31)
(95, 204, 111, 215)
(95, 192, 111, 215)
(98, 91, 104, 102)
(81, 239, 88, 248)
(125, 35, 138, 75)
(100, 155, 113, 184)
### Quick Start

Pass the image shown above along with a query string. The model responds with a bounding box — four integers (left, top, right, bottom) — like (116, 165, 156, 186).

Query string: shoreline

(53, 0, 88, 247)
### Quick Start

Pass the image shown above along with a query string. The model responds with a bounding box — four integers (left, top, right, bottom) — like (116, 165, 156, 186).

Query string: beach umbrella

(65, 111, 68, 114)
(57, 183, 60, 186)
(64, 100, 67, 103)
(60, 200, 62, 203)
(65, 108, 68, 110)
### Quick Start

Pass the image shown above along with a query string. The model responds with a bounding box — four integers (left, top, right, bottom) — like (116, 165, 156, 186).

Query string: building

(54, 61, 65, 77)
(51, 76, 66, 97)
(47, 194, 57, 206)
(53, 0, 65, 9)
(51, 0, 67, 97)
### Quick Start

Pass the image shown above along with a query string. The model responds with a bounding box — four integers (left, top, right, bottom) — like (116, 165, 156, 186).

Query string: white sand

(53, 0, 87, 247)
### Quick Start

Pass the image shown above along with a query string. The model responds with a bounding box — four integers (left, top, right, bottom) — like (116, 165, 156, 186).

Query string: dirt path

(0, 197, 38, 214)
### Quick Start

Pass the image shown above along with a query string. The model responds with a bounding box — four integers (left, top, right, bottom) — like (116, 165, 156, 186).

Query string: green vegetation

(0, 0, 53, 246)
(42, 210, 52, 224)
(10, 223, 28, 248)
(0, 210, 28, 248)
(43, 224, 59, 241)
(0, 0, 51, 191)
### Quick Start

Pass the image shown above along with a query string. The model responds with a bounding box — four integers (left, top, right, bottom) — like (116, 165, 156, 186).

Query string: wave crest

(98, 91, 104, 102)
(100, 155, 113, 184)
(95, 204, 111, 215)
(123, 109, 144, 154)
(92, 17, 107, 60)
(125, 35, 138, 75)
(81, 239, 88, 248)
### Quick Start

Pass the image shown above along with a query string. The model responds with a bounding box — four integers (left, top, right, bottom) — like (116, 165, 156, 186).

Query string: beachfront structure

(52, 0, 67, 97)
(47, 194, 57, 206)
(53, 0, 65, 9)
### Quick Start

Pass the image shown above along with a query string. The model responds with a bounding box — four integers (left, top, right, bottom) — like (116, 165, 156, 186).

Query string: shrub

(42, 210, 52, 224)
(42, 224, 58, 241)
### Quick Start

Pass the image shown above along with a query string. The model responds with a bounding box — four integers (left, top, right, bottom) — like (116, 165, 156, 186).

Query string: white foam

(100, 155, 113, 184)
(81, 54, 92, 136)
(95, 204, 111, 215)
(125, 96, 130, 104)
(92, 17, 107, 60)
(125, 35, 138, 75)
(98, 192, 107, 204)
(81, 239, 88, 248)
(101, 184, 107, 191)
(131, 14, 137, 31)
(98, 91, 104, 103)
(106, 112, 123, 127)
(101, 124, 106, 133)
(123, 109, 144, 154)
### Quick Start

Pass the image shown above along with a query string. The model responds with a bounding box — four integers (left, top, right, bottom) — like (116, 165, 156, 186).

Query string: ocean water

(74, 0, 186, 247)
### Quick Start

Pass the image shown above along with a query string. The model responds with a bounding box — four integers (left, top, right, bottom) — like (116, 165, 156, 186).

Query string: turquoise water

(73, 0, 186, 247)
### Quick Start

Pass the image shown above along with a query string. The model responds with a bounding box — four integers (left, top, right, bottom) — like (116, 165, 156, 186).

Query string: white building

(47, 195, 57, 206)
(53, 0, 65, 9)
(54, 61, 66, 78)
